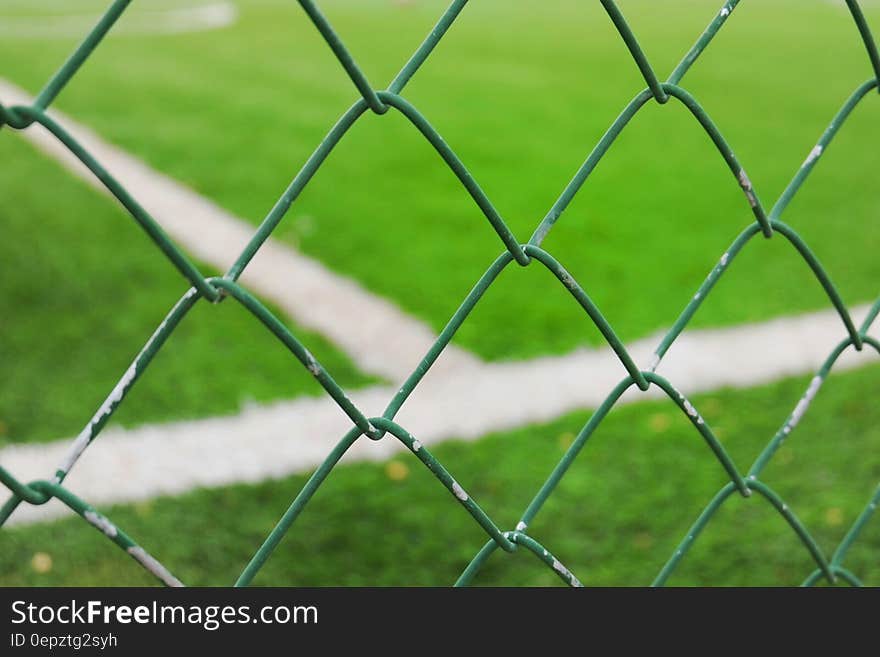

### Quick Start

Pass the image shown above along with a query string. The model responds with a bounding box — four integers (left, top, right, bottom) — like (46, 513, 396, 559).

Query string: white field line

(0, 78, 480, 382)
(2, 78, 879, 526)
(0, 3, 239, 38)
(4, 304, 878, 525)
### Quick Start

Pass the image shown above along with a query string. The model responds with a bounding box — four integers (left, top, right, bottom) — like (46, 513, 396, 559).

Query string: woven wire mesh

(1, 0, 879, 587)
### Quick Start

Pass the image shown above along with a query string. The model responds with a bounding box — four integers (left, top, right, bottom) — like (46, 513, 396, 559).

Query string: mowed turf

(0, 0, 877, 361)
(0, 136, 371, 444)
(0, 363, 877, 587)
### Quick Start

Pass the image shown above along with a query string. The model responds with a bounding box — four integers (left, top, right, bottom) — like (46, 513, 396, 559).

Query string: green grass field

(1, 0, 878, 586)
(1, 364, 878, 586)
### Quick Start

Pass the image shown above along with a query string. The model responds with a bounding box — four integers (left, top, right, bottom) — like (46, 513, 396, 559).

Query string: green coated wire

(1, 0, 879, 588)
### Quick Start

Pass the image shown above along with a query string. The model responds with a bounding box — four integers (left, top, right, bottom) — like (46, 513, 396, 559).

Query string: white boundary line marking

(2, 78, 878, 526)
(0, 3, 239, 38)
(5, 304, 877, 525)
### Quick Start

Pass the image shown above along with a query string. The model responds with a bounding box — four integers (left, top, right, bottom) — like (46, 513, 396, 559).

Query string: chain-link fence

(1, 0, 878, 587)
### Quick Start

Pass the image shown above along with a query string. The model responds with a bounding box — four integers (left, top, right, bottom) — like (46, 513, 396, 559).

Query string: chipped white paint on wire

(803, 145, 824, 168)
(0, 3, 238, 38)
(56, 363, 137, 476)
(127, 547, 184, 587)
(451, 481, 469, 502)
(787, 375, 824, 432)
(551, 557, 582, 587)
(737, 169, 758, 208)
(0, 78, 479, 382)
(84, 510, 117, 538)
(681, 397, 704, 425)
(4, 305, 878, 526)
